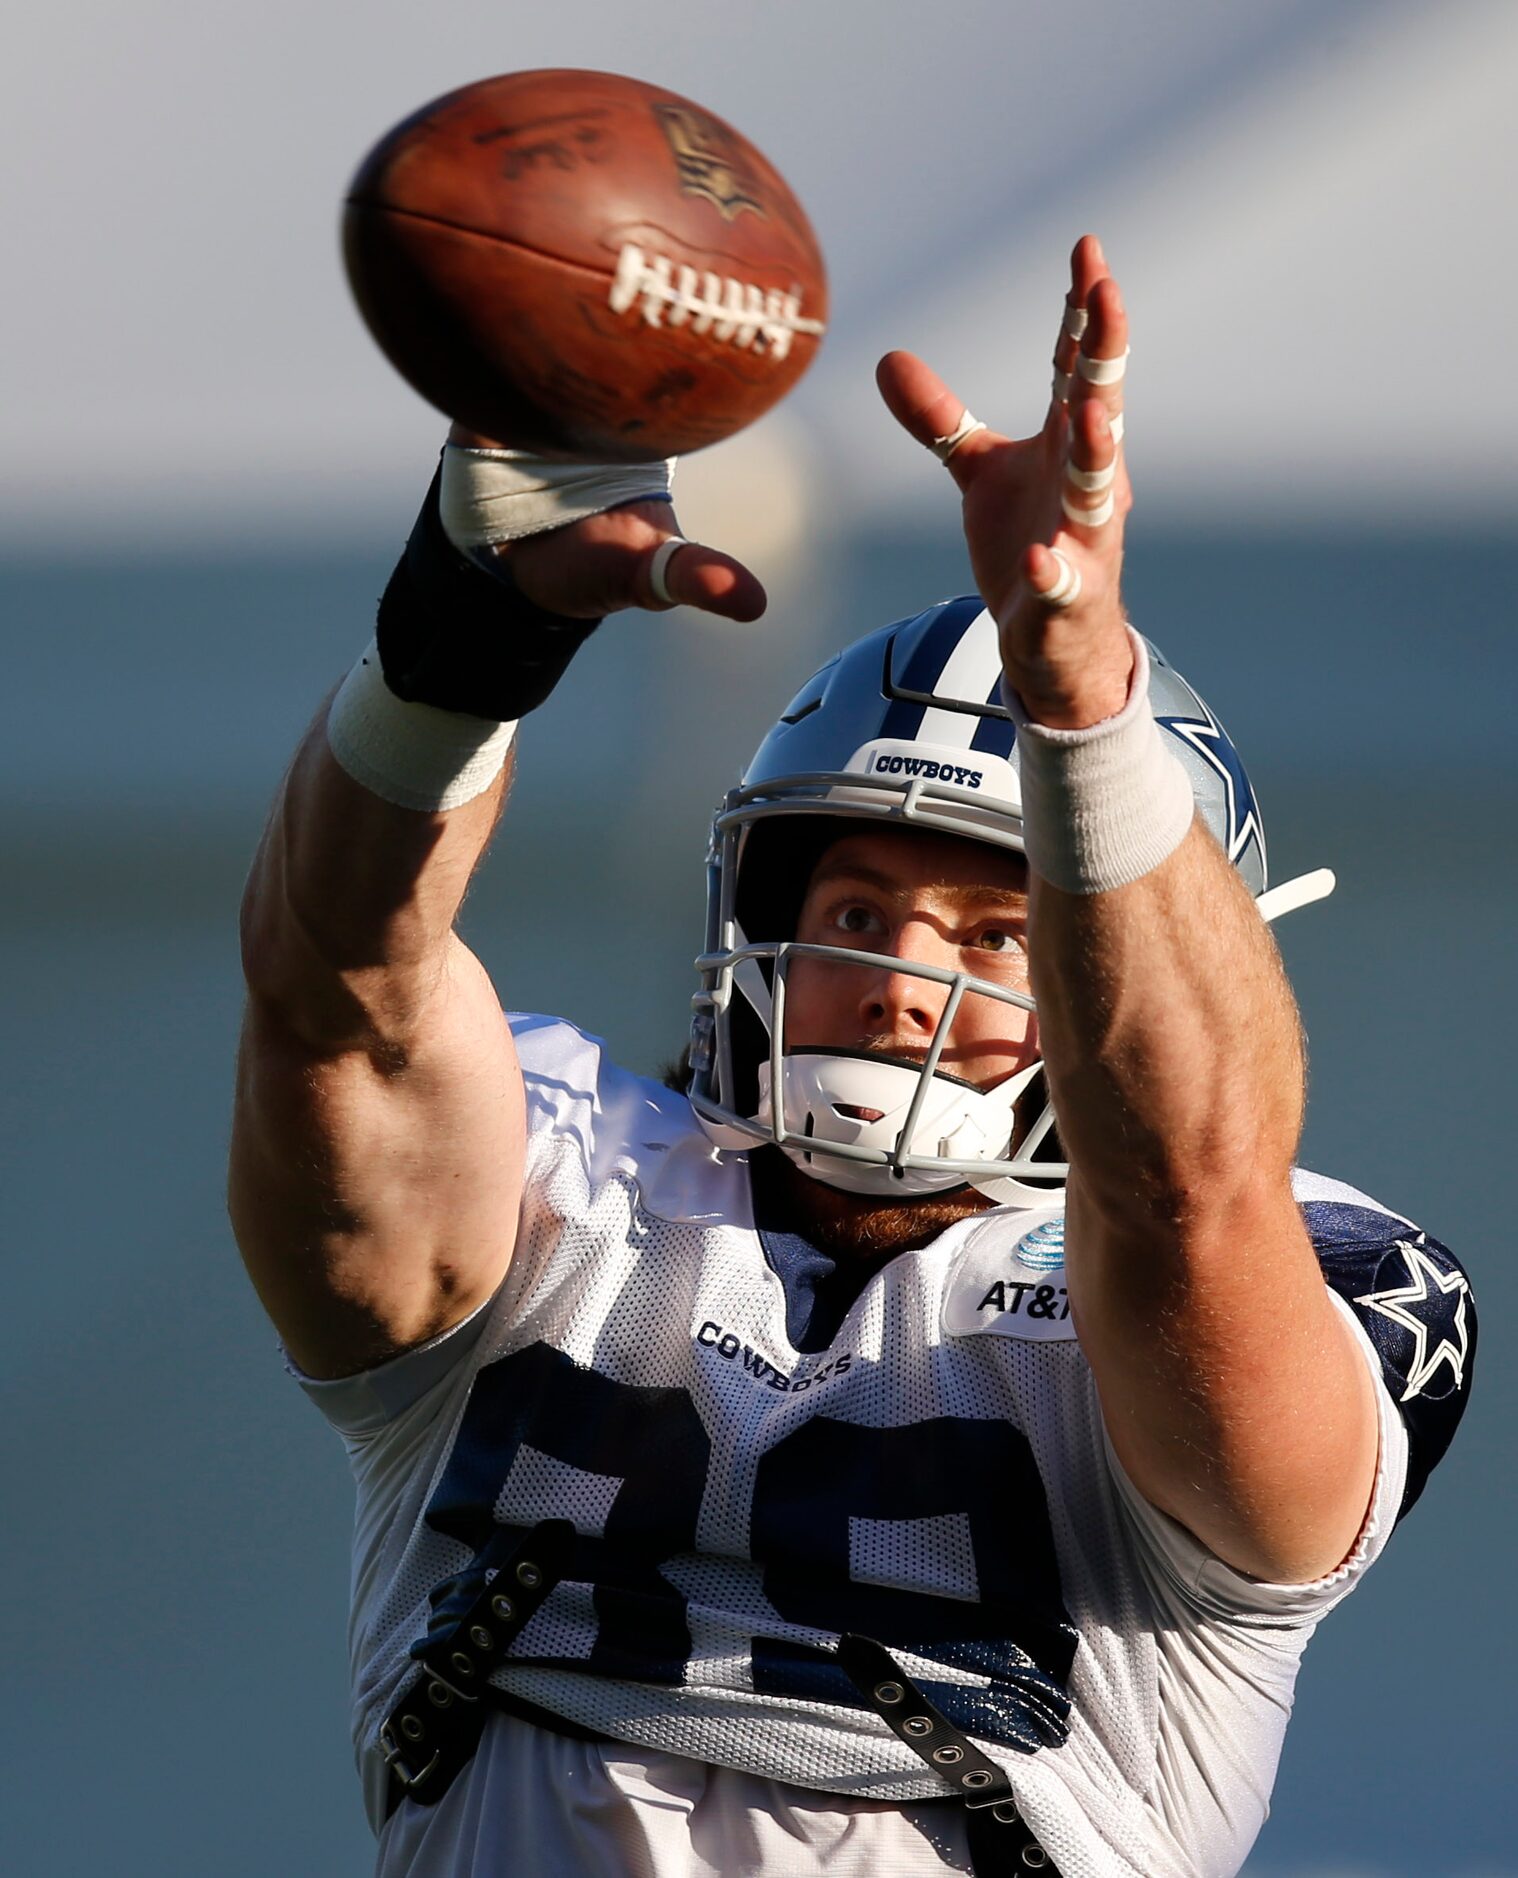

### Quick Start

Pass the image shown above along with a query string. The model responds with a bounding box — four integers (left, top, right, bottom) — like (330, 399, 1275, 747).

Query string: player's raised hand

(446, 423, 768, 626)
(877, 235, 1133, 729)
(508, 497, 768, 624)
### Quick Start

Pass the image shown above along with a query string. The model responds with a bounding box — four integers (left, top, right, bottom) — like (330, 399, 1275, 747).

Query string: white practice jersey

(296, 1016, 1474, 1878)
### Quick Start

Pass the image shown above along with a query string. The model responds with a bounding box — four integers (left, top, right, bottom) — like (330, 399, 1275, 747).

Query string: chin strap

(966, 1169, 1068, 1209)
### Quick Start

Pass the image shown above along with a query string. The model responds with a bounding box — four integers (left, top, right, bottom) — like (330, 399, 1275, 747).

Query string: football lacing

(608, 242, 826, 358)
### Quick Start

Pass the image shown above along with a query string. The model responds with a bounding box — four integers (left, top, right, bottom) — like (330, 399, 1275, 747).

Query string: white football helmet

(687, 596, 1333, 1207)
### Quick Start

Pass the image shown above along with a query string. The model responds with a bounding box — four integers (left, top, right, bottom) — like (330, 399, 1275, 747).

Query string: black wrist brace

(375, 465, 603, 720)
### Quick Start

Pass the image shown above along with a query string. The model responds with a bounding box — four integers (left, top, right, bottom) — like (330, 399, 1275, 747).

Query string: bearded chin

(749, 1146, 990, 1261)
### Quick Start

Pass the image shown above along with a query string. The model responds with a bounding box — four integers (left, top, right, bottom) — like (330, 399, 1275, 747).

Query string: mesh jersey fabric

(295, 1014, 1421, 1878)
(377, 1710, 982, 1877)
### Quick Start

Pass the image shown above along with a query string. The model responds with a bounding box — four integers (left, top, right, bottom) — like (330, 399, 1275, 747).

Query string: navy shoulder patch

(1303, 1201, 1475, 1519)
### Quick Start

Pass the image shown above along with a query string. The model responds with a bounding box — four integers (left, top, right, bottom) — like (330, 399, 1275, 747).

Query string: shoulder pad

(1303, 1200, 1475, 1519)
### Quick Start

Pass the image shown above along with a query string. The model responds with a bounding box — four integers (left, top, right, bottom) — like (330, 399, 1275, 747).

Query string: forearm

(240, 705, 508, 1053)
(1030, 824, 1376, 1579)
(1030, 819, 1304, 1239)
(238, 429, 758, 1061)
(1008, 639, 1373, 1577)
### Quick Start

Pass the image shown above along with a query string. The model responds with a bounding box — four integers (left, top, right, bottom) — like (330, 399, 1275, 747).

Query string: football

(342, 70, 828, 460)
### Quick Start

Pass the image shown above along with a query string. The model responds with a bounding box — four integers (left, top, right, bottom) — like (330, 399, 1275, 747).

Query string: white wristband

(326, 643, 516, 812)
(439, 443, 677, 545)
(1003, 630, 1194, 893)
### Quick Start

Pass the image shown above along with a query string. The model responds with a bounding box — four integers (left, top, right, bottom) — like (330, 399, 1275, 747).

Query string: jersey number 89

(421, 1343, 1076, 1753)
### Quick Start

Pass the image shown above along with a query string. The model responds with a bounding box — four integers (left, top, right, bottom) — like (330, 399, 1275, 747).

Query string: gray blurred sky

(3, 0, 1511, 543)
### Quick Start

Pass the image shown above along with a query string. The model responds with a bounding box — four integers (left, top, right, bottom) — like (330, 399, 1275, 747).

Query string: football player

(230, 237, 1474, 1876)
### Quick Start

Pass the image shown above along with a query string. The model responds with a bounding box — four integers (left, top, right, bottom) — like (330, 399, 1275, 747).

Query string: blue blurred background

(2, 3, 1512, 1873)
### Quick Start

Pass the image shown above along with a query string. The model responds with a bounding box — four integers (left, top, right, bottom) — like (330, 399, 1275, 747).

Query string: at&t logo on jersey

(975, 1276, 1071, 1325)
(942, 1210, 1079, 1342)
(1015, 1217, 1065, 1270)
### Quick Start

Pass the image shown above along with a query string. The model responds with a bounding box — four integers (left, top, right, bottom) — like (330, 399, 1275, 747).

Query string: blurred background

(2, 1, 1512, 1872)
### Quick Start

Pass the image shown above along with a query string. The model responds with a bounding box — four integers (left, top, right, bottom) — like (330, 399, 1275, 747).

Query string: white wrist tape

(326, 643, 516, 812)
(1003, 629, 1194, 893)
(439, 443, 677, 546)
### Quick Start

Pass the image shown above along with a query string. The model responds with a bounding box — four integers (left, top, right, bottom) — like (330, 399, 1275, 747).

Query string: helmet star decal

(1355, 1238, 1472, 1403)
(1156, 700, 1266, 878)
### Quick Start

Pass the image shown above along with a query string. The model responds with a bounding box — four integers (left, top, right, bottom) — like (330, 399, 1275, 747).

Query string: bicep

(229, 936, 525, 1379)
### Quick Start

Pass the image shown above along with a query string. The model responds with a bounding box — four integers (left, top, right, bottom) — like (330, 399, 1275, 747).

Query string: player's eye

(835, 903, 882, 935)
(973, 926, 1025, 955)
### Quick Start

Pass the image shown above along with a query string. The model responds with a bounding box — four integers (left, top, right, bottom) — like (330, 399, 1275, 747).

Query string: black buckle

(381, 1520, 573, 1816)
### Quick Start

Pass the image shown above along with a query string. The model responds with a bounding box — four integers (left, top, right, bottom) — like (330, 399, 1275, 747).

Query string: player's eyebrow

(808, 857, 1029, 912)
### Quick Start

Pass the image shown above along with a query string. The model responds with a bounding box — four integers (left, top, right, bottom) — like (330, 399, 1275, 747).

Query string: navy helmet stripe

(971, 671, 1017, 757)
(879, 598, 998, 742)
(878, 693, 928, 739)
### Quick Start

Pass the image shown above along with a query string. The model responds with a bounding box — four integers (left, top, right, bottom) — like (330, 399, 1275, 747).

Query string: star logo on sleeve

(1355, 1238, 1472, 1403)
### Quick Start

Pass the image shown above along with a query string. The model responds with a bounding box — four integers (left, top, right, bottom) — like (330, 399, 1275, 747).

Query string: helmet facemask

(691, 801, 1070, 1208)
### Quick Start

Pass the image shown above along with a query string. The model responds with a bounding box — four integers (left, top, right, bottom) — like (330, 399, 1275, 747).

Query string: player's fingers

(1048, 237, 1110, 416)
(1048, 236, 1096, 411)
(1074, 274, 1129, 437)
(1060, 399, 1123, 537)
(637, 536, 767, 622)
(1024, 542, 1085, 611)
(1070, 234, 1109, 305)
(876, 350, 1002, 489)
(507, 501, 766, 621)
(1048, 299, 1084, 415)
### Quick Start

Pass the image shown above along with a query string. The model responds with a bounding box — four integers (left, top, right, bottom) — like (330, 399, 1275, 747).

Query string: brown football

(342, 70, 828, 460)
